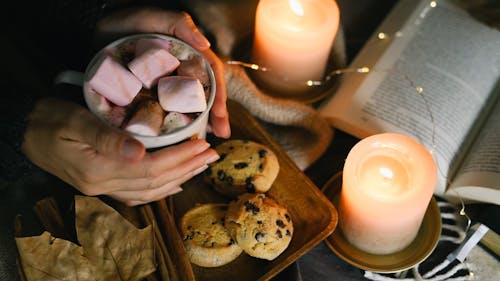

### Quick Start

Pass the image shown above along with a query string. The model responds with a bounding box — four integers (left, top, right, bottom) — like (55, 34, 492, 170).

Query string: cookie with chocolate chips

(203, 139, 280, 198)
(225, 193, 293, 261)
(180, 204, 243, 267)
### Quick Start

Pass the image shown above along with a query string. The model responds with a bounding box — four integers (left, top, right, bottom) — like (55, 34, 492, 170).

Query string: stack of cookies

(180, 140, 293, 267)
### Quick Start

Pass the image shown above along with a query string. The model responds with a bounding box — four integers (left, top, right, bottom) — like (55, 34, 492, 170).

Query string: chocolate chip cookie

(203, 140, 280, 198)
(180, 204, 243, 267)
(225, 193, 293, 260)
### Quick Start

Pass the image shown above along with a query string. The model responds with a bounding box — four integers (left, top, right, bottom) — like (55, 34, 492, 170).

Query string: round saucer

(321, 172, 441, 273)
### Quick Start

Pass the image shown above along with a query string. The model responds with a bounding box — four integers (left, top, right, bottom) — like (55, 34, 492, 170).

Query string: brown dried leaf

(16, 232, 97, 281)
(16, 196, 156, 281)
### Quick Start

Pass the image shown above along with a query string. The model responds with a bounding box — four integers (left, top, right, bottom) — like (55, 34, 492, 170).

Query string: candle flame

(289, 0, 304, 16)
(379, 167, 393, 179)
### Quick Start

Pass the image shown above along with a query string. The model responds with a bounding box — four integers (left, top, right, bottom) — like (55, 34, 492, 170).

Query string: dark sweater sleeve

(0, 1, 107, 185)
(0, 83, 39, 184)
(0, 0, 186, 185)
(0, 32, 50, 184)
(0, 0, 117, 184)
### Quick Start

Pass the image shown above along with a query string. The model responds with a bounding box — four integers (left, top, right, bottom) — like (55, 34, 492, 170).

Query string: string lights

(225, 1, 480, 278)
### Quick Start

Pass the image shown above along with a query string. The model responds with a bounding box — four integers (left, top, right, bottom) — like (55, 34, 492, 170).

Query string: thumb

(31, 98, 146, 161)
(98, 130, 145, 161)
(80, 118, 146, 161)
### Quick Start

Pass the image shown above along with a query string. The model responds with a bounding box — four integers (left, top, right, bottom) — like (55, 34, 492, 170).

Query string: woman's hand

(22, 98, 220, 206)
(96, 7, 231, 138)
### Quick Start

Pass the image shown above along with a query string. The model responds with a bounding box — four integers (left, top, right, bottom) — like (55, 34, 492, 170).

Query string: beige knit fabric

(224, 64, 333, 170)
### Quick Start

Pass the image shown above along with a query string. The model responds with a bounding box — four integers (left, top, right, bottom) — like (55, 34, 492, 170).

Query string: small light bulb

(430, 1, 437, 8)
(378, 32, 387, 40)
(358, 67, 370, 73)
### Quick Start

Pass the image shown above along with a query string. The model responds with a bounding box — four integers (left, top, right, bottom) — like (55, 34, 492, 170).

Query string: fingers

(203, 49, 227, 117)
(169, 12, 211, 51)
(64, 139, 217, 198)
(210, 113, 231, 139)
(141, 140, 215, 177)
(97, 8, 210, 51)
(63, 106, 146, 161)
(110, 186, 183, 206)
(89, 145, 218, 193)
(105, 155, 212, 206)
(202, 49, 231, 138)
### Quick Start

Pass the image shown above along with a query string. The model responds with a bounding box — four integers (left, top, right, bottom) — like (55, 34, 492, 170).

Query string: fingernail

(205, 153, 220, 164)
(195, 140, 211, 154)
(193, 30, 210, 49)
(192, 164, 208, 176)
(220, 125, 231, 139)
(121, 138, 144, 160)
(172, 186, 183, 193)
(167, 187, 183, 197)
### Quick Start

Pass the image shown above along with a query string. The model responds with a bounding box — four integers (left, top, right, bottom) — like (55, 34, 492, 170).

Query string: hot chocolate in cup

(57, 33, 216, 148)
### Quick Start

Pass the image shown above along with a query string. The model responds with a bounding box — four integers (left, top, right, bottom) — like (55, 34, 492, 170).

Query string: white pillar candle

(252, 0, 339, 95)
(339, 133, 437, 255)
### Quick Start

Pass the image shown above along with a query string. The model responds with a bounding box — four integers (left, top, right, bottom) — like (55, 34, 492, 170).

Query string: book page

(447, 94, 500, 205)
(319, 0, 500, 194)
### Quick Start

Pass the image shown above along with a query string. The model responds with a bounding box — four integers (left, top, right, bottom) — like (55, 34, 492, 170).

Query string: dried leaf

(75, 196, 156, 280)
(16, 196, 156, 281)
(16, 232, 97, 281)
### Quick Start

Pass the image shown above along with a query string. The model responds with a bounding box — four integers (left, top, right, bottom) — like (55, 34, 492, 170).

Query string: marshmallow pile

(85, 37, 210, 137)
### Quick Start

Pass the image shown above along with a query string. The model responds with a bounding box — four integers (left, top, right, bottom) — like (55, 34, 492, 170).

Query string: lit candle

(339, 133, 437, 255)
(252, 0, 339, 95)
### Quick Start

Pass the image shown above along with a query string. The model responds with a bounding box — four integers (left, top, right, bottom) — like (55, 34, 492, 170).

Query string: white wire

(364, 271, 414, 281)
(426, 262, 470, 281)
(423, 260, 451, 278)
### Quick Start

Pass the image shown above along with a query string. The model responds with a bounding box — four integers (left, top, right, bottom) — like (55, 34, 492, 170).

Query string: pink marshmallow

(135, 38, 172, 56)
(128, 48, 180, 89)
(87, 55, 142, 106)
(162, 112, 193, 133)
(157, 76, 207, 113)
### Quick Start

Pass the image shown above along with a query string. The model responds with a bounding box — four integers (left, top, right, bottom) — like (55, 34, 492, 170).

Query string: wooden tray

(167, 99, 338, 281)
(16, 100, 337, 281)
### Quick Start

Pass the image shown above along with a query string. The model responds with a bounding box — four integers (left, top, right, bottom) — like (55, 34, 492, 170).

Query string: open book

(319, 0, 500, 205)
